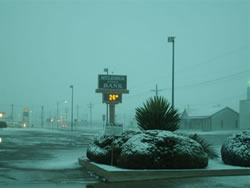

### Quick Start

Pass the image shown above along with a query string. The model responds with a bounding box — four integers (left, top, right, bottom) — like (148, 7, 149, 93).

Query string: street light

(56, 100, 67, 127)
(70, 85, 74, 131)
(104, 68, 109, 125)
(168, 36, 175, 109)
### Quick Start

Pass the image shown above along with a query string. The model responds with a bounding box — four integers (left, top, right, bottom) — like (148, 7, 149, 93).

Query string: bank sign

(98, 75, 127, 90)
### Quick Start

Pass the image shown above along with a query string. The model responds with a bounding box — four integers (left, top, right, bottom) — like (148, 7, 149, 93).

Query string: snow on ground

(176, 129, 242, 135)
(8, 148, 87, 170)
(0, 127, 102, 136)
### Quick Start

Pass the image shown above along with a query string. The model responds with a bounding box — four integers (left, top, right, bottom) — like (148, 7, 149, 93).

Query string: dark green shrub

(189, 134, 218, 159)
(135, 96, 180, 131)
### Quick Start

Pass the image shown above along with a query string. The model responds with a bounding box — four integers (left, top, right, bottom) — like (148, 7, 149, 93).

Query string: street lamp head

(70, 85, 73, 89)
(104, 68, 109, 75)
(168, 36, 175, 43)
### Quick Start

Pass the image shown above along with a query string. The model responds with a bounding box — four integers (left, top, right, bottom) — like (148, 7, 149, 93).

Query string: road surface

(0, 128, 100, 187)
(0, 128, 249, 187)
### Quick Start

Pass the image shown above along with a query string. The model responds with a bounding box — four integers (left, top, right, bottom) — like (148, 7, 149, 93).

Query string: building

(239, 86, 250, 130)
(181, 106, 239, 131)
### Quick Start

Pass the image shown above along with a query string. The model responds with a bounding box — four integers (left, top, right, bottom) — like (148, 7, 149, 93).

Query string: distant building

(239, 86, 250, 130)
(181, 106, 239, 131)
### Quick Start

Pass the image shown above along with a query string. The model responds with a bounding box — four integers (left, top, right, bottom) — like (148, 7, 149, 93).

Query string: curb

(78, 157, 250, 182)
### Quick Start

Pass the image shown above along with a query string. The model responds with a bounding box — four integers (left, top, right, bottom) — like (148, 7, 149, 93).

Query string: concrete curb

(78, 157, 250, 182)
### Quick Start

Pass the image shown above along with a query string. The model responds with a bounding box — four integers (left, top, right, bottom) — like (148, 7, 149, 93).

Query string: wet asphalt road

(0, 128, 100, 187)
(1, 128, 250, 188)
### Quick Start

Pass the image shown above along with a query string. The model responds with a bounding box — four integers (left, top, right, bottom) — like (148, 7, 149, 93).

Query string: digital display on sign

(103, 93, 122, 103)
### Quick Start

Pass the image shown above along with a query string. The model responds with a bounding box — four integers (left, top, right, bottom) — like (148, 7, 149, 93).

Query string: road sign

(98, 75, 127, 90)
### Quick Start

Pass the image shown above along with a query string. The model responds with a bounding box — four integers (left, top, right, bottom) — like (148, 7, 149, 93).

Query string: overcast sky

(0, 0, 249, 123)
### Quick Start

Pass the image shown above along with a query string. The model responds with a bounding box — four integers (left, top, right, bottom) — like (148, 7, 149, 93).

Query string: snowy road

(0, 128, 100, 187)
(0, 128, 250, 187)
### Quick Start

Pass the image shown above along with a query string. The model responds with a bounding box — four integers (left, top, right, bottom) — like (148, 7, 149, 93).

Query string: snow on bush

(221, 131, 250, 167)
(87, 130, 208, 169)
(117, 130, 208, 169)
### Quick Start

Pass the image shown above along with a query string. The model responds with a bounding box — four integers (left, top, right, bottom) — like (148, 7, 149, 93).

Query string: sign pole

(96, 73, 129, 165)
(109, 104, 115, 124)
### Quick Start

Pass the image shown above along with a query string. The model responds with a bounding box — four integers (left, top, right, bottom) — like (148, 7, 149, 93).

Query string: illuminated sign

(98, 75, 127, 90)
(103, 93, 122, 104)
(0, 112, 5, 118)
(23, 108, 29, 118)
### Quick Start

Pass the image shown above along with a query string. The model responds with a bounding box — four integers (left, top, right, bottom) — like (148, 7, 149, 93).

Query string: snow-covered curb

(78, 157, 250, 182)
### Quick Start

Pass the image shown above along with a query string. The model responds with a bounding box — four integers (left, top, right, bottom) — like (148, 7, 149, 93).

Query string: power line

(161, 69, 250, 91)
(177, 45, 249, 72)
(122, 70, 249, 101)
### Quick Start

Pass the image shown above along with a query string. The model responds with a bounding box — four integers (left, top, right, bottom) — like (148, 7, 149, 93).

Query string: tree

(135, 96, 180, 131)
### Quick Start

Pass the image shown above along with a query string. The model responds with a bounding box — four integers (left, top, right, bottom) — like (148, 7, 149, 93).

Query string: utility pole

(56, 102, 59, 128)
(11, 104, 14, 126)
(41, 105, 44, 128)
(150, 84, 163, 97)
(77, 104, 79, 121)
(88, 102, 93, 128)
(104, 68, 109, 125)
(76, 104, 79, 129)
(70, 85, 74, 131)
(65, 108, 68, 124)
(168, 36, 175, 109)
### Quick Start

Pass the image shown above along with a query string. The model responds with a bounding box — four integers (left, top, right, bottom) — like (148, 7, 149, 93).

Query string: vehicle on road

(0, 121, 7, 128)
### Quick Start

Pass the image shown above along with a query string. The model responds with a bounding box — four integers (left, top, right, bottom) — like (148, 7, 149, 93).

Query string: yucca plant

(135, 96, 180, 131)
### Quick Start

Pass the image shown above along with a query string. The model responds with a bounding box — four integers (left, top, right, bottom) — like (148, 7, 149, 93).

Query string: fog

(0, 0, 249, 126)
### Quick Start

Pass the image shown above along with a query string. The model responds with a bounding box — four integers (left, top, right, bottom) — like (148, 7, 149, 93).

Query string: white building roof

(182, 106, 238, 119)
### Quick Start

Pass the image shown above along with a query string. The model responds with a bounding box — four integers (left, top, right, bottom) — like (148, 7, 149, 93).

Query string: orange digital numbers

(109, 94, 119, 101)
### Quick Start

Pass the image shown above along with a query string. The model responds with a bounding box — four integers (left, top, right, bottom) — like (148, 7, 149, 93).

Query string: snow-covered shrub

(117, 130, 208, 169)
(135, 96, 180, 131)
(87, 130, 208, 169)
(86, 130, 141, 165)
(221, 131, 250, 167)
(86, 135, 114, 164)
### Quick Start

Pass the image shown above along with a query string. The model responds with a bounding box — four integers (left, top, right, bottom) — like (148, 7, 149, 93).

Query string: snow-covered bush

(86, 130, 141, 165)
(221, 131, 250, 167)
(87, 130, 208, 169)
(117, 130, 208, 169)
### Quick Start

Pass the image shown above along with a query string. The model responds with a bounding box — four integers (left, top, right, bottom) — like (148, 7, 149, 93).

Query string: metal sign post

(96, 74, 129, 165)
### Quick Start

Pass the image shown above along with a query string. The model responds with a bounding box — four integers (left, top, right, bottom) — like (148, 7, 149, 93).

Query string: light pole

(168, 36, 175, 109)
(56, 100, 67, 128)
(104, 68, 109, 125)
(70, 85, 74, 131)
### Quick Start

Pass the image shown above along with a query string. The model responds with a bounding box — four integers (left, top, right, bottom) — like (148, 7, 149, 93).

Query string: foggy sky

(0, 0, 249, 123)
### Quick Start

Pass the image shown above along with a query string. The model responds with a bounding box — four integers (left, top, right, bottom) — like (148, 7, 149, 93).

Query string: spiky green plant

(135, 96, 180, 131)
(189, 134, 219, 159)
